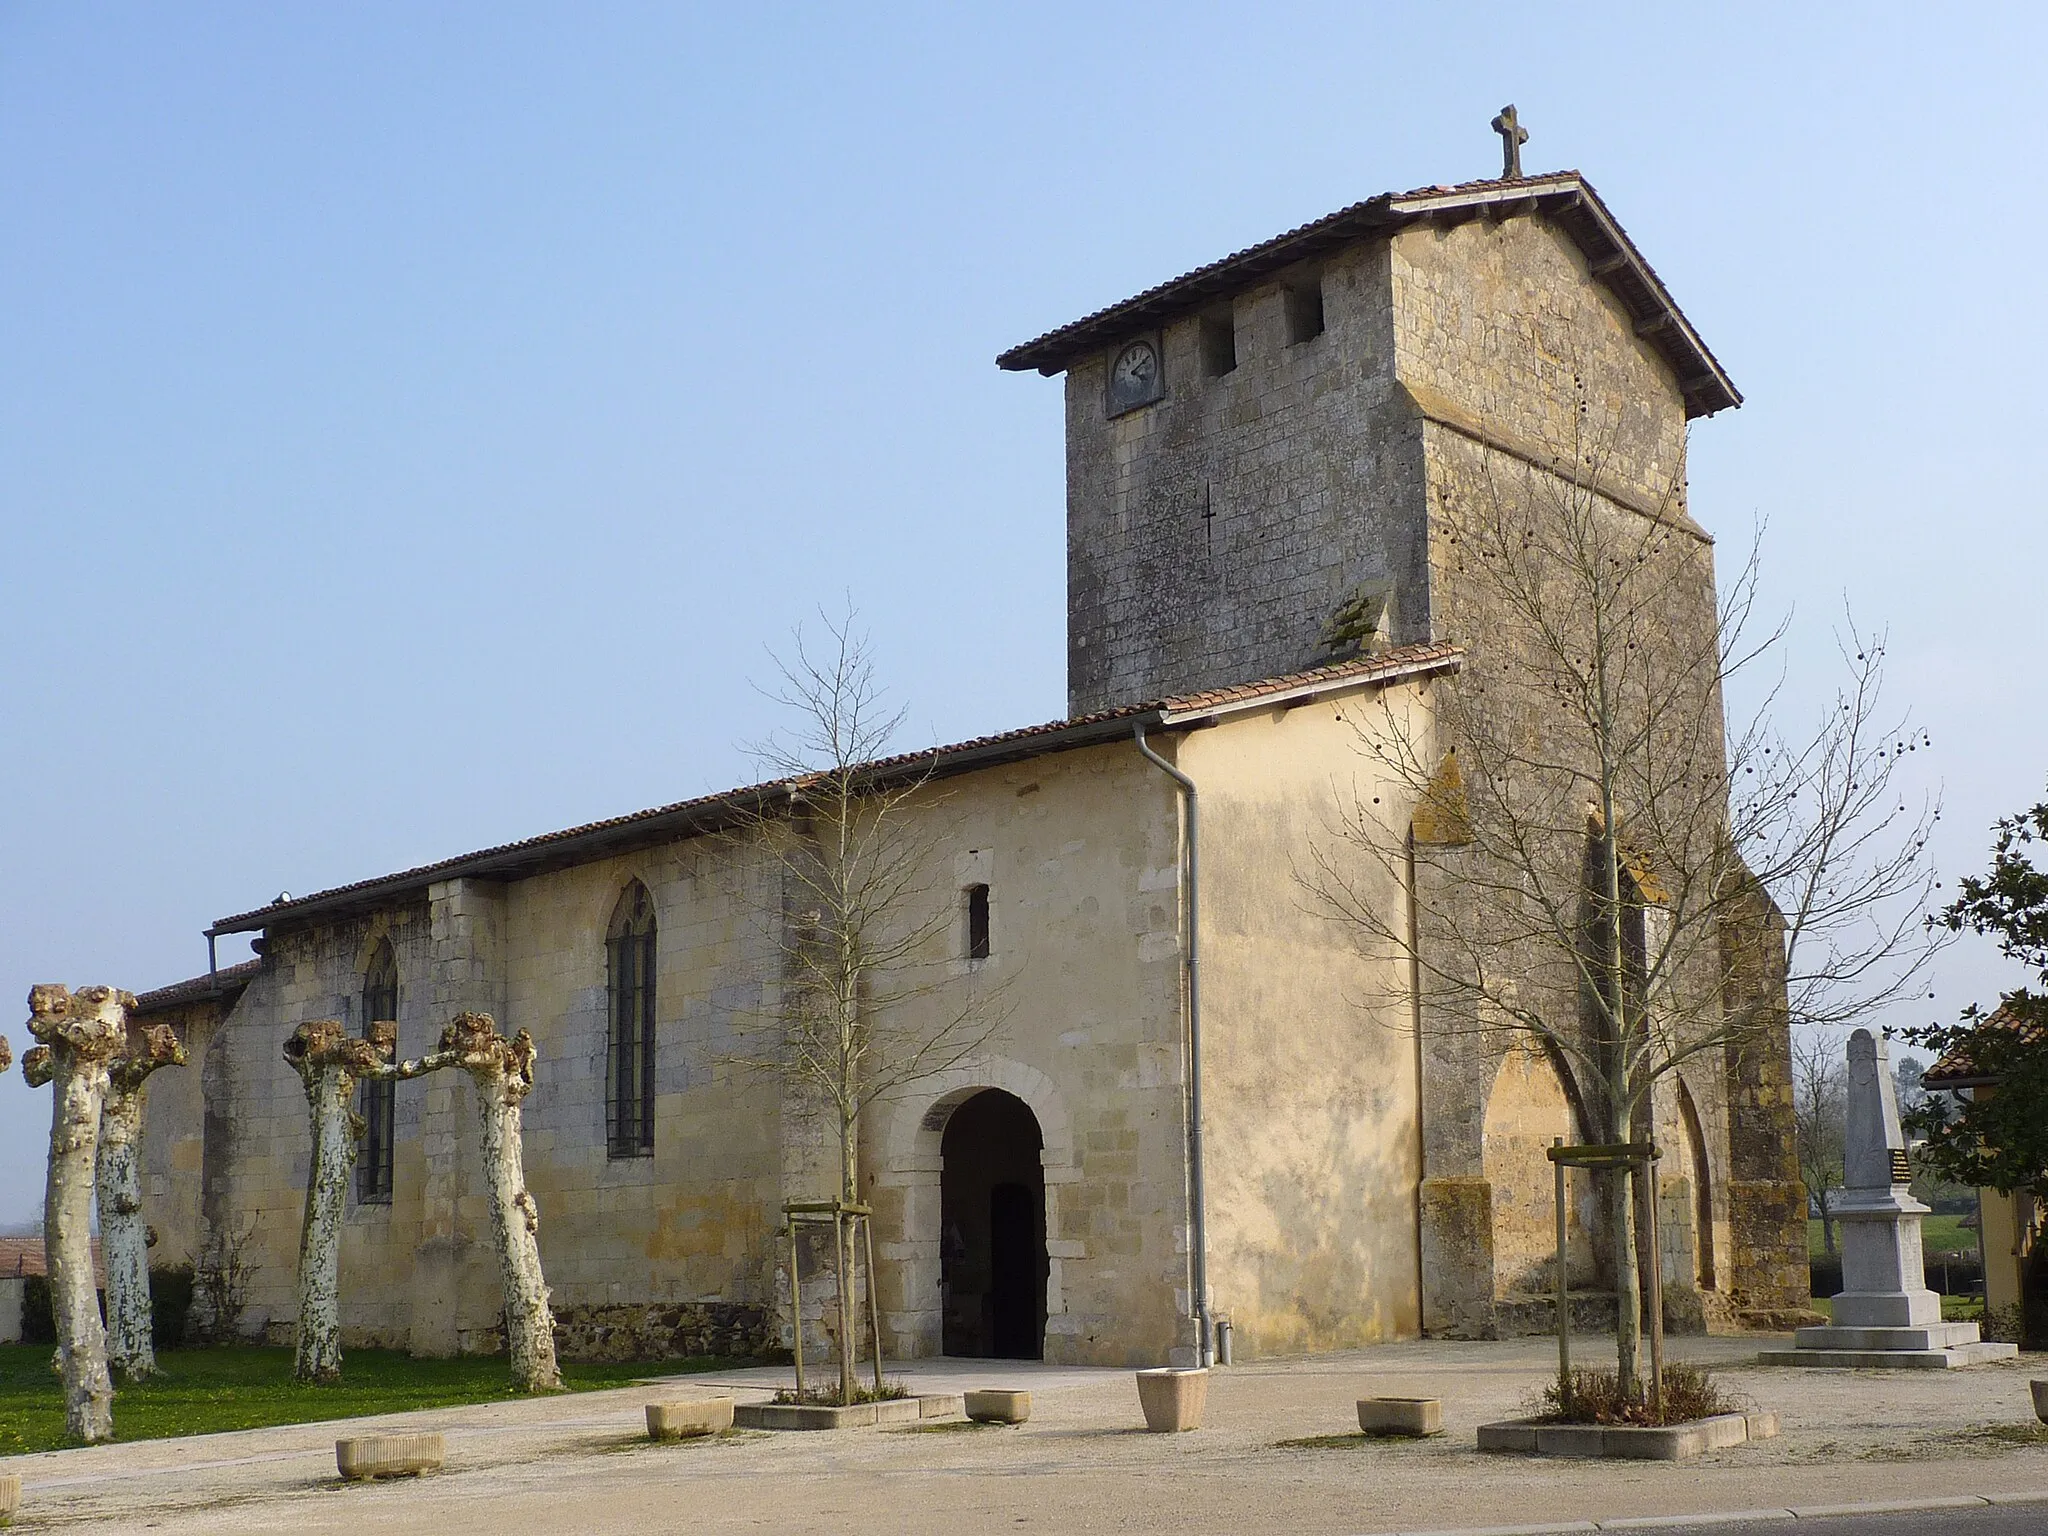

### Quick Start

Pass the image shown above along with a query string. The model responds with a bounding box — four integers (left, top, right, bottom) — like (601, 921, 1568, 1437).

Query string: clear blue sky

(3, 5, 2043, 1222)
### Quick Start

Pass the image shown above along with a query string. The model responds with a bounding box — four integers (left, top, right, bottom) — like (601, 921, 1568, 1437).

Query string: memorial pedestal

(1761, 1029, 2019, 1371)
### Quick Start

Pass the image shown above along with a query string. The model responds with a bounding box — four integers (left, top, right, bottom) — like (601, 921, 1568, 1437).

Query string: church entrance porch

(940, 1089, 1048, 1359)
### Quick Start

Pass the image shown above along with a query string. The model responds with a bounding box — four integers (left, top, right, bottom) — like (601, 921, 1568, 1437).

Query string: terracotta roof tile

(208, 644, 1460, 936)
(0, 1236, 103, 1283)
(132, 959, 264, 1017)
(1923, 1004, 2048, 1087)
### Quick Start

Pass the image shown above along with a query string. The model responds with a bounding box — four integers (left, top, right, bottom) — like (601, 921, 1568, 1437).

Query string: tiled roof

(132, 959, 264, 1018)
(209, 643, 1461, 936)
(1923, 1004, 2048, 1087)
(996, 172, 1739, 420)
(0, 1236, 103, 1283)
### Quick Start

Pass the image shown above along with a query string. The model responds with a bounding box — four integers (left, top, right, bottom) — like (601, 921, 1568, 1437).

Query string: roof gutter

(1134, 718, 1210, 1368)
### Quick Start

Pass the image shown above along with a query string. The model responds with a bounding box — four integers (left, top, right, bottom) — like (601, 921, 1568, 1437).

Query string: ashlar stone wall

(1063, 240, 1429, 716)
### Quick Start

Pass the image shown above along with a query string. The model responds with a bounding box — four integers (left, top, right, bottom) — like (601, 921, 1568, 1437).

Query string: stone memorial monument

(1760, 1029, 2017, 1368)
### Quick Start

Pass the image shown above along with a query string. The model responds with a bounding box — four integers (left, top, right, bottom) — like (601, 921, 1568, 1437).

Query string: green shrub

(20, 1275, 54, 1345)
(1539, 1361, 1741, 1427)
(150, 1265, 195, 1349)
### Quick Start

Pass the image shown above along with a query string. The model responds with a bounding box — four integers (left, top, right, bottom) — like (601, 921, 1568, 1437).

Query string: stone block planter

(965, 1389, 1031, 1425)
(335, 1433, 445, 1480)
(2031, 1380, 2047, 1426)
(1357, 1396, 1442, 1437)
(733, 1394, 960, 1431)
(646, 1398, 734, 1440)
(1, 1472, 19, 1525)
(1477, 1411, 1778, 1462)
(1136, 1367, 1208, 1432)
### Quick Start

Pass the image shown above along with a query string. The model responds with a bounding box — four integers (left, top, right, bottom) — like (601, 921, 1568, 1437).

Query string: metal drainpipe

(1134, 719, 1210, 1368)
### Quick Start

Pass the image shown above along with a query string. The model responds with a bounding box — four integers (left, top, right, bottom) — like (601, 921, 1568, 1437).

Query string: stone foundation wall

(551, 1301, 771, 1363)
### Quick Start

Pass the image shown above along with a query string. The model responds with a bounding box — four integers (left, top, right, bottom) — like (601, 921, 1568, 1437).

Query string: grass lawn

(1805, 1295, 1984, 1322)
(0, 1345, 755, 1458)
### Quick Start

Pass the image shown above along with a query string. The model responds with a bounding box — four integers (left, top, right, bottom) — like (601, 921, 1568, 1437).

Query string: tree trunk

(99, 1023, 188, 1379)
(837, 1112, 858, 1406)
(1820, 1197, 1836, 1257)
(284, 1021, 384, 1384)
(98, 1086, 153, 1378)
(1610, 1162, 1643, 1399)
(439, 1013, 562, 1392)
(24, 984, 134, 1442)
(295, 1057, 355, 1383)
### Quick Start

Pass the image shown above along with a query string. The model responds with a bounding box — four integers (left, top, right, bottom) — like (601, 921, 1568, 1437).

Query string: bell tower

(998, 172, 1738, 718)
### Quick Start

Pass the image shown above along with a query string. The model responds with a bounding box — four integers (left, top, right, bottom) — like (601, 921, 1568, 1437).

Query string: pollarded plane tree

(281, 1018, 447, 1383)
(20, 984, 135, 1442)
(737, 609, 1010, 1405)
(97, 1022, 189, 1379)
(435, 1011, 563, 1393)
(1310, 401, 1940, 1405)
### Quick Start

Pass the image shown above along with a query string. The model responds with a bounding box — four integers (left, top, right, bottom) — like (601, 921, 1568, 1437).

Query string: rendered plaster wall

(134, 996, 226, 1270)
(1175, 688, 1427, 1356)
(862, 739, 1193, 1368)
(1062, 239, 1430, 716)
(149, 737, 1202, 1366)
(1481, 1041, 1597, 1301)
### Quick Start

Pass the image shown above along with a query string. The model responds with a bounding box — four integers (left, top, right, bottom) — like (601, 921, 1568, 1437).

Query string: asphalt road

(1650, 1508, 2046, 1536)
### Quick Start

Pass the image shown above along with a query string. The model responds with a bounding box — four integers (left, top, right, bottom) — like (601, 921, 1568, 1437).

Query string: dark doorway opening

(940, 1089, 1047, 1359)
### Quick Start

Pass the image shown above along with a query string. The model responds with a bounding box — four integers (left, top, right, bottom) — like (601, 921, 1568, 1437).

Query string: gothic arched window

(358, 938, 399, 1204)
(607, 882, 657, 1158)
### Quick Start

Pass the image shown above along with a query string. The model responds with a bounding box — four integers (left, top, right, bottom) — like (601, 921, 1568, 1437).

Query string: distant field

(1808, 1214, 1974, 1257)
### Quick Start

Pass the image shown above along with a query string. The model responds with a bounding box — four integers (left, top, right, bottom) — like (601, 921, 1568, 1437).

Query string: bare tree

(434, 1012, 562, 1392)
(1309, 411, 1940, 1403)
(738, 609, 1009, 1404)
(98, 1022, 188, 1379)
(21, 984, 135, 1442)
(1792, 1031, 1846, 1256)
(282, 1019, 448, 1383)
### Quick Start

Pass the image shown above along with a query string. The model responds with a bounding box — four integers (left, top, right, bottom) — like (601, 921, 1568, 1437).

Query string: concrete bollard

(964, 1389, 1031, 1425)
(646, 1398, 735, 1439)
(1357, 1397, 1443, 1437)
(2032, 1380, 2047, 1426)
(1, 1472, 20, 1525)
(1135, 1367, 1208, 1432)
(335, 1432, 445, 1480)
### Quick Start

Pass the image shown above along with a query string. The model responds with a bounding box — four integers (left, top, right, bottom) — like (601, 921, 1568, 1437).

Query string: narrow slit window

(606, 882, 657, 1158)
(357, 940, 399, 1204)
(1199, 311, 1237, 377)
(1285, 276, 1325, 344)
(966, 884, 992, 961)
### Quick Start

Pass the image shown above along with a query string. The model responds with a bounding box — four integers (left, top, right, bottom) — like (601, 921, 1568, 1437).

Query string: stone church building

(134, 167, 1810, 1368)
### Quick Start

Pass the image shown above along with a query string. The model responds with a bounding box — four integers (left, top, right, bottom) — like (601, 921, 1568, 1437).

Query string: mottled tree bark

(436, 1012, 562, 1393)
(283, 1020, 444, 1384)
(23, 984, 134, 1443)
(99, 1023, 188, 1379)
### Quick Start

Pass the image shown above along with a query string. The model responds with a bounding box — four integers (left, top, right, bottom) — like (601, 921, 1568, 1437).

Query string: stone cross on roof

(1491, 105, 1529, 179)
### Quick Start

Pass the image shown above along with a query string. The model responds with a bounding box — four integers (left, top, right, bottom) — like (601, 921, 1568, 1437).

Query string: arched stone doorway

(940, 1089, 1048, 1359)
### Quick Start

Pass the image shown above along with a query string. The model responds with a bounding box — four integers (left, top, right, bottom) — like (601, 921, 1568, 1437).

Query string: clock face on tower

(1107, 336, 1163, 414)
